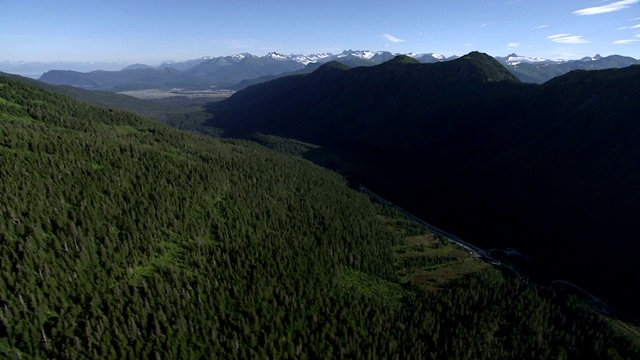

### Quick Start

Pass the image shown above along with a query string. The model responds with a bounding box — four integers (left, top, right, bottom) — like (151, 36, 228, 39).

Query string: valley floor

(118, 88, 234, 100)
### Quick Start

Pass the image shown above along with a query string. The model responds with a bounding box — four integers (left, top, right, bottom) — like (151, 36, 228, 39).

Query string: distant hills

(495, 53, 640, 83)
(28, 50, 638, 91)
(39, 67, 208, 91)
(205, 52, 640, 313)
(38, 53, 308, 91)
(0, 60, 129, 79)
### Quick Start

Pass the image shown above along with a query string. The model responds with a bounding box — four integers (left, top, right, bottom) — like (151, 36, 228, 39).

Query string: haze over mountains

(12, 50, 637, 91)
(0, 61, 129, 79)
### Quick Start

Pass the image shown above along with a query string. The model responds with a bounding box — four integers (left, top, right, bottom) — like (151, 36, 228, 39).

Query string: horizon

(2, 0, 639, 67)
(4, 48, 640, 65)
(3, 48, 638, 79)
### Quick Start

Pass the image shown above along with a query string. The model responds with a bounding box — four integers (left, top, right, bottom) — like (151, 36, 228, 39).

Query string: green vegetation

(395, 234, 488, 291)
(248, 133, 320, 157)
(1, 75, 639, 358)
(337, 267, 406, 309)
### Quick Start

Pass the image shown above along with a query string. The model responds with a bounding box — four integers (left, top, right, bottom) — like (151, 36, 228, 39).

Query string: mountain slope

(0, 71, 188, 125)
(0, 74, 398, 357)
(206, 53, 640, 313)
(3, 73, 640, 358)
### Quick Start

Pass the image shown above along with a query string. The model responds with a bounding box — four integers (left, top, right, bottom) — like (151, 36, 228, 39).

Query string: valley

(118, 88, 235, 100)
(5, 0, 640, 356)
(2, 51, 640, 358)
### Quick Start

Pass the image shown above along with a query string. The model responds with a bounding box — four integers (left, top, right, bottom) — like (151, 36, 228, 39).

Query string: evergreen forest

(1, 75, 639, 359)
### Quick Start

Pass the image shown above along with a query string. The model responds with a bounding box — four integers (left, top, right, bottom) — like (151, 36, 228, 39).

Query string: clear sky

(1, 0, 639, 64)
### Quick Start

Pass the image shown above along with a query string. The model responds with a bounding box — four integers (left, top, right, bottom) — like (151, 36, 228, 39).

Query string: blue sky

(1, 0, 639, 64)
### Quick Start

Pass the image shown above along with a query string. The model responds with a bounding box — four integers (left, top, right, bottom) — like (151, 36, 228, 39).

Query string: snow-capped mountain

(410, 53, 456, 63)
(336, 50, 378, 59)
(229, 53, 255, 61)
(265, 52, 289, 61)
(495, 53, 563, 66)
(319, 50, 396, 64)
(288, 53, 333, 65)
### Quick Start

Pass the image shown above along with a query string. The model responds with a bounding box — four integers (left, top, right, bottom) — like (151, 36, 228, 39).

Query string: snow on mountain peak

(504, 54, 559, 66)
(288, 53, 332, 65)
(359, 51, 377, 60)
(266, 52, 288, 61)
(337, 50, 380, 59)
(229, 53, 254, 61)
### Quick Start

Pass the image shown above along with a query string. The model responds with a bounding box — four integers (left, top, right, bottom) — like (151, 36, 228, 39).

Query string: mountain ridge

(25, 50, 639, 90)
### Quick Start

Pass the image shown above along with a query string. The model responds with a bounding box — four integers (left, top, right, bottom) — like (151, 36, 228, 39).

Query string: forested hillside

(1, 75, 638, 358)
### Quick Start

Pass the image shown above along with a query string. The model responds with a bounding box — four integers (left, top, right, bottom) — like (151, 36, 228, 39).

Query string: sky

(1, 0, 639, 65)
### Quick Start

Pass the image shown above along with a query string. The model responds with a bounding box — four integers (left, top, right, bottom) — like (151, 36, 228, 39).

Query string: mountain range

(204, 51, 640, 314)
(495, 53, 640, 83)
(31, 50, 639, 91)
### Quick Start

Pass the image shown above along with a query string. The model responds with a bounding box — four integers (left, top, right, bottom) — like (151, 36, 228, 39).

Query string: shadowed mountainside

(206, 52, 640, 314)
